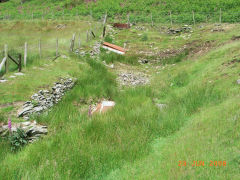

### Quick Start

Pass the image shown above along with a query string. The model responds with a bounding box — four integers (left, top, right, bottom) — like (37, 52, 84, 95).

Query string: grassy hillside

(0, 20, 239, 179)
(1, 0, 240, 23)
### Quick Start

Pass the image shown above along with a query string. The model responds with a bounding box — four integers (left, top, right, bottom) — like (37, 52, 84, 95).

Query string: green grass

(1, 0, 240, 23)
(0, 20, 240, 179)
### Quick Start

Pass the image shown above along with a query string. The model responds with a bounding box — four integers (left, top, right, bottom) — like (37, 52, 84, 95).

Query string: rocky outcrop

(18, 78, 75, 120)
(0, 121, 47, 143)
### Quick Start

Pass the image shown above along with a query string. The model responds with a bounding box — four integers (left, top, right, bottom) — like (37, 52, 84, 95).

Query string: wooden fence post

(219, 8, 222, 24)
(127, 13, 130, 25)
(103, 12, 107, 26)
(170, 11, 173, 26)
(4, 44, 8, 73)
(24, 42, 27, 67)
(192, 11, 195, 26)
(70, 33, 76, 51)
(39, 39, 41, 59)
(18, 54, 22, 72)
(56, 38, 59, 56)
(151, 13, 154, 27)
(78, 33, 81, 48)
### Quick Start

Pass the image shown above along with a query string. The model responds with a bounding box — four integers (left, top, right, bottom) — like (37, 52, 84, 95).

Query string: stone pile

(75, 42, 101, 57)
(117, 72, 149, 86)
(90, 42, 101, 57)
(168, 25, 192, 34)
(0, 121, 47, 143)
(18, 78, 75, 120)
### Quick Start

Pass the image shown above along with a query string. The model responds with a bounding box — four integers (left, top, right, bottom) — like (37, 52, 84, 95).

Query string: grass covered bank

(0, 38, 239, 179)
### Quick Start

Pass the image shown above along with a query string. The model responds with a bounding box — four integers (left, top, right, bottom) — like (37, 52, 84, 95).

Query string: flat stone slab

(91, 101, 116, 114)
(14, 72, 24, 76)
(0, 80, 7, 83)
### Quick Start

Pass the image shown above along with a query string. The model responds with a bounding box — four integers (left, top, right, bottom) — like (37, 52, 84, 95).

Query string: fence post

(192, 11, 195, 26)
(4, 44, 8, 73)
(56, 38, 59, 56)
(70, 33, 76, 52)
(39, 39, 41, 59)
(103, 12, 107, 26)
(18, 54, 22, 72)
(78, 33, 81, 48)
(127, 13, 130, 25)
(170, 11, 173, 26)
(219, 8, 222, 24)
(24, 42, 27, 67)
(151, 13, 154, 27)
(86, 30, 89, 42)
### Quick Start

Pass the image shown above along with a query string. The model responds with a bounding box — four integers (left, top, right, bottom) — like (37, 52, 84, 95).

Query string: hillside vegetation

(0, 0, 240, 179)
(1, 0, 240, 23)
(0, 19, 239, 179)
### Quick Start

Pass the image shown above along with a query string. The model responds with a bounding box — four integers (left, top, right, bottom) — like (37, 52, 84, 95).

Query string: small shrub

(141, 33, 148, 41)
(9, 128, 28, 152)
(172, 71, 189, 87)
(104, 35, 113, 43)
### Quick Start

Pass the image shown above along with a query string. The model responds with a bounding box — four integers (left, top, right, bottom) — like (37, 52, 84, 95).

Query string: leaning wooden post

(39, 39, 41, 59)
(56, 38, 59, 56)
(24, 42, 27, 67)
(170, 11, 173, 26)
(4, 44, 8, 73)
(18, 54, 22, 72)
(219, 8, 222, 24)
(192, 11, 195, 26)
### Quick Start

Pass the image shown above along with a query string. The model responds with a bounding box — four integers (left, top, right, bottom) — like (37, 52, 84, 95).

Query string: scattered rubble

(211, 27, 224, 32)
(237, 79, 240, 85)
(156, 103, 167, 110)
(75, 42, 101, 57)
(231, 35, 240, 40)
(168, 25, 192, 34)
(117, 72, 149, 86)
(138, 59, 149, 64)
(18, 78, 75, 120)
(56, 24, 66, 30)
(0, 121, 47, 143)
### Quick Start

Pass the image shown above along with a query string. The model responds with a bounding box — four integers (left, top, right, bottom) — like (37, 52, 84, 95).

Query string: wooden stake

(39, 39, 41, 59)
(192, 11, 195, 26)
(220, 8, 222, 24)
(103, 12, 107, 26)
(86, 30, 89, 42)
(170, 11, 173, 26)
(151, 13, 154, 27)
(18, 54, 22, 72)
(4, 44, 8, 73)
(78, 33, 81, 48)
(56, 38, 59, 56)
(70, 33, 76, 51)
(24, 42, 27, 67)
